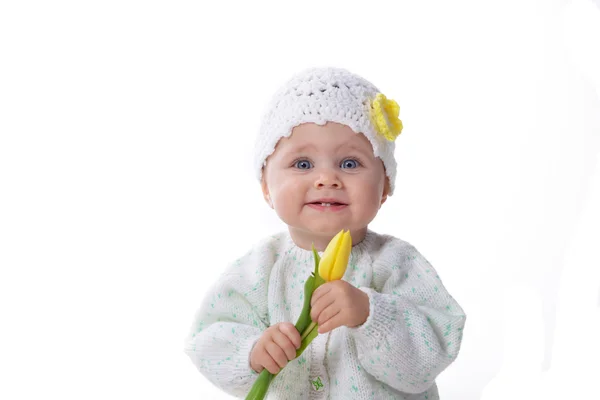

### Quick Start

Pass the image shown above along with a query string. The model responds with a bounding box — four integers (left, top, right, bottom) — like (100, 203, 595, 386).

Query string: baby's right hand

(250, 322, 301, 374)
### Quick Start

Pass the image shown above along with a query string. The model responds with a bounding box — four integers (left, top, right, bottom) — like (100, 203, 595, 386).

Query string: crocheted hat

(254, 67, 403, 195)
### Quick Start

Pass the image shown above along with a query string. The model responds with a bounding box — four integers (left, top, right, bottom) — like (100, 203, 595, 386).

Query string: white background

(1, 0, 599, 399)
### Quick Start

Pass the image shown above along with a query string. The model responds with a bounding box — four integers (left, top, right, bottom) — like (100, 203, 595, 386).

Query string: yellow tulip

(318, 229, 352, 281)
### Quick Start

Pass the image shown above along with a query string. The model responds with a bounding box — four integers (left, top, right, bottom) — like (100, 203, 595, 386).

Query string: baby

(184, 67, 466, 399)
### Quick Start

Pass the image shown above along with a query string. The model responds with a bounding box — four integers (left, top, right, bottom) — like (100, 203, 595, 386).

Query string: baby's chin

(289, 222, 357, 238)
(287, 224, 369, 251)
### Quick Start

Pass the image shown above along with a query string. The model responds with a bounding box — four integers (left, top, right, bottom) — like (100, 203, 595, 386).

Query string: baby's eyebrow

(280, 144, 318, 158)
(291, 143, 318, 153)
(340, 143, 372, 158)
(283, 142, 372, 158)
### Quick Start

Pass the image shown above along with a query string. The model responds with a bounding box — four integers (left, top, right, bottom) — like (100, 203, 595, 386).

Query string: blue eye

(341, 158, 360, 169)
(294, 159, 313, 169)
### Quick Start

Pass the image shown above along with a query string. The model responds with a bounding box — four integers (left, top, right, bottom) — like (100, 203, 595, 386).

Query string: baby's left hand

(310, 280, 370, 334)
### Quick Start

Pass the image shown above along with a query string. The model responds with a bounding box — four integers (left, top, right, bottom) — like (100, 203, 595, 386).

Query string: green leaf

(294, 276, 314, 334)
(311, 244, 326, 288)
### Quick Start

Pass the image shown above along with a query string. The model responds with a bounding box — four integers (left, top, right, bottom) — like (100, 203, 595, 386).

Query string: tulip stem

(295, 323, 319, 358)
(300, 321, 317, 341)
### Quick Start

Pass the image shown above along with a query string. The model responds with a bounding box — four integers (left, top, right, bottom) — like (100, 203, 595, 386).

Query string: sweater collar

(281, 229, 377, 269)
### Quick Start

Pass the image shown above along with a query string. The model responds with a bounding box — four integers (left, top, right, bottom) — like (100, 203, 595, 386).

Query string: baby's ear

(380, 176, 390, 207)
(260, 176, 274, 208)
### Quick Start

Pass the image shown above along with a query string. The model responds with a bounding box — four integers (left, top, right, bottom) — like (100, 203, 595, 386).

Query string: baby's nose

(314, 170, 342, 189)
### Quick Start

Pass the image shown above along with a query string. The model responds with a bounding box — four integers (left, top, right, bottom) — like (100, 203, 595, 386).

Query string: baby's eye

(294, 159, 313, 170)
(340, 158, 360, 169)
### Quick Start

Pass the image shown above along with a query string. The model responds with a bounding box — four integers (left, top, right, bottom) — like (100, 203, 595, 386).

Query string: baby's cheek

(271, 190, 302, 221)
(353, 191, 383, 220)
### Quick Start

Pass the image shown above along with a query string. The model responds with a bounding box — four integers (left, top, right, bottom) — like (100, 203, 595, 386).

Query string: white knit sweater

(184, 230, 466, 399)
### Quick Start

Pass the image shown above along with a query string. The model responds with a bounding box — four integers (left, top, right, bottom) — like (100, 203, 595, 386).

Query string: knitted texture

(254, 67, 400, 195)
(184, 230, 466, 399)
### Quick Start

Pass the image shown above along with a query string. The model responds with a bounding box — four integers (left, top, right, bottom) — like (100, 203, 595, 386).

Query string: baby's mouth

(308, 202, 347, 207)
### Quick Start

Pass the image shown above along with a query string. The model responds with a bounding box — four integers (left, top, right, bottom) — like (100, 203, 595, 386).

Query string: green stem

(245, 369, 273, 400)
(295, 322, 319, 358)
(300, 321, 317, 341)
(245, 246, 323, 399)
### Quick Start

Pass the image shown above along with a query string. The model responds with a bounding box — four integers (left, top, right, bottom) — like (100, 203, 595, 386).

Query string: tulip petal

(330, 230, 352, 280)
(318, 230, 344, 281)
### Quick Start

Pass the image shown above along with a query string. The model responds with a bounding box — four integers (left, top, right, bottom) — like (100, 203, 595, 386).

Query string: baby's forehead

(277, 134, 375, 158)
(277, 123, 375, 154)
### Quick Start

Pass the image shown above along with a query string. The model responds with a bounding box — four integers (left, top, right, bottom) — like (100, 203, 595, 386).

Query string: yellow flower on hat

(371, 93, 403, 141)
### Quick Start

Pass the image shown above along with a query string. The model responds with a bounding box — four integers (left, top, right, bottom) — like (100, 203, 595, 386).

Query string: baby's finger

(271, 328, 298, 361)
(316, 304, 341, 326)
(266, 341, 288, 369)
(262, 352, 281, 374)
(310, 284, 332, 307)
(310, 294, 336, 322)
(278, 322, 301, 349)
(318, 311, 343, 334)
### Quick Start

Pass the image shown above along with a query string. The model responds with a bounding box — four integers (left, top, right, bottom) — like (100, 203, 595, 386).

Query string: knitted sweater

(184, 230, 466, 399)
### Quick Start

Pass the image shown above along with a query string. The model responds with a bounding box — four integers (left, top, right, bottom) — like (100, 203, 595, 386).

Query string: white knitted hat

(254, 67, 403, 195)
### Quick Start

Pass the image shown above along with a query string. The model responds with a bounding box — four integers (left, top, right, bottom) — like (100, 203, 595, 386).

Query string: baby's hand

(250, 322, 301, 374)
(310, 280, 370, 334)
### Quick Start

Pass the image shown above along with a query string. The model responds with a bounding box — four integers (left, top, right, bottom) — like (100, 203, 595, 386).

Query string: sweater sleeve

(184, 242, 275, 397)
(350, 239, 466, 394)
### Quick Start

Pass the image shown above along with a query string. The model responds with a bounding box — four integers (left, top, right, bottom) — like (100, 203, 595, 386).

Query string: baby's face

(262, 122, 389, 240)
